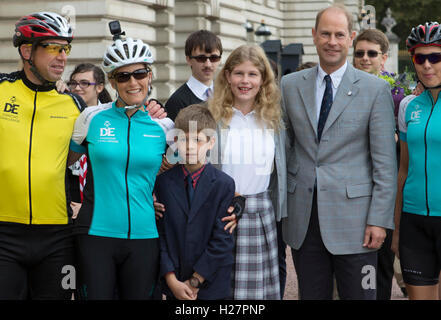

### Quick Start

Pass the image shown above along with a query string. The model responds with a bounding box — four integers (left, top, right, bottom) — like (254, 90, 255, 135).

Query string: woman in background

(66, 63, 112, 217)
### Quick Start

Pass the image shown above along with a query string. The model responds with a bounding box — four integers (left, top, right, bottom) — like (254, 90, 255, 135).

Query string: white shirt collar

(232, 106, 256, 117)
(317, 61, 347, 90)
(186, 76, 214, 101)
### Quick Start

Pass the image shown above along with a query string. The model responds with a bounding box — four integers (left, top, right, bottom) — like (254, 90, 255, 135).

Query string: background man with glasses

(352, 28, 408, 300)
(165, 30, 222, 121)
(353, 29, 389, 76)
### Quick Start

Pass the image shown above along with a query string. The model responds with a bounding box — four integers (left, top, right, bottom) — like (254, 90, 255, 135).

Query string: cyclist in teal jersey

(393, 22, 441, 300)
(69, 24, 173, 299)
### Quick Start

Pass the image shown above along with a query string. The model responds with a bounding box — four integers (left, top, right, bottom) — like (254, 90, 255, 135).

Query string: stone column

(150, 0, 176, 103)
(381, 8, 399, 74)
(280, 0, 332, 64)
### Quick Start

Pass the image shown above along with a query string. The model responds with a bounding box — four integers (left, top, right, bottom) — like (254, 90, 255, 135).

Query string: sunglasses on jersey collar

(111, 68, 151, 83)
(354, 50, 382, 58)
(37, 43, 72, 56)
(189, 55, 222, 63)
(412, 52, 441, 65)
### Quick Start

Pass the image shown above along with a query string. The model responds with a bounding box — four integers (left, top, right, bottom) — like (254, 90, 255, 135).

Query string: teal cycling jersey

(398, 91, 441, 217)
(70, 102, 173, 239)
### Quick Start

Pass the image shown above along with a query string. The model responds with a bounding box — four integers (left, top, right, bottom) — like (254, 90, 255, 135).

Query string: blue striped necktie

(186, 175, 194, 206)
(317, 74, 333, 142)
(204, 87, 213, 100)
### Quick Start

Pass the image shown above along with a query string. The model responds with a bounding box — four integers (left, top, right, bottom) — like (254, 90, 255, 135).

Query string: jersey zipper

(28, 90, 38, 224)
(424, 97, 435, 216)
(125, 115, 132, 239)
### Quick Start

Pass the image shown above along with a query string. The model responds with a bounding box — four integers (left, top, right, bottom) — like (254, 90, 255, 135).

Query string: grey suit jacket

(281, 63, 397, 255)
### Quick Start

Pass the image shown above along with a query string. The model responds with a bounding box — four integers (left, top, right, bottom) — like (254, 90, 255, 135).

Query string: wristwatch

(231, 195, 246, 221)
(189, 276, 202, 289)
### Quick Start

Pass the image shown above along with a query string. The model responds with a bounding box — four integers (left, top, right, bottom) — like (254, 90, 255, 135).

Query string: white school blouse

(221, 107, 275, 195)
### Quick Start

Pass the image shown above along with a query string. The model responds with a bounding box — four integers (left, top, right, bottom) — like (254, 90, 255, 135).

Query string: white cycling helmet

(102, 37, 154, 73)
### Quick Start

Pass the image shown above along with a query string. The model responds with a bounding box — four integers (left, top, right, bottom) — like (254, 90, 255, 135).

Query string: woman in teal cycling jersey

(393, 22, 441, 300)
(69, 25, 172, 299)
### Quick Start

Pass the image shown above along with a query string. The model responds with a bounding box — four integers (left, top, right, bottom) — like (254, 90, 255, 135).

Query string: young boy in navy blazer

(155, 104, 235, 300)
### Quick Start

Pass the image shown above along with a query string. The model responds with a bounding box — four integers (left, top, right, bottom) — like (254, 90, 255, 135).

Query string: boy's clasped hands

(165, 272, 204, 300)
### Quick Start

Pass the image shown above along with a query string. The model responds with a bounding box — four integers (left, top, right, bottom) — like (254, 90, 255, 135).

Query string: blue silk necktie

(317, 74, 333, 142)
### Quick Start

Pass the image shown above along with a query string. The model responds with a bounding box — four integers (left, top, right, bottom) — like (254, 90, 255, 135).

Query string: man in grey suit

(281, 4, 397, 299)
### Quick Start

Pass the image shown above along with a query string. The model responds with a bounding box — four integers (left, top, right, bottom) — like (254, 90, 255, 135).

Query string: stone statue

(381, 8, 399, 41)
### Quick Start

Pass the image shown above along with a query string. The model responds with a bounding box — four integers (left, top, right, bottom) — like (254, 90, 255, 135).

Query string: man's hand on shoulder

(56, 79, 69, 93)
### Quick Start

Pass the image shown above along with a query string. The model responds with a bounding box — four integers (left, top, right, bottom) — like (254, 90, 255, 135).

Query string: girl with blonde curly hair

(209, 45, 282, 130)
(208, 45, 287, 299)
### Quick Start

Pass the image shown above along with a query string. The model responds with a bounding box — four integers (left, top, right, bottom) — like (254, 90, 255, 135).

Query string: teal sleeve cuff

(399, 131, 407, 142)
(70, 139, 86, 153)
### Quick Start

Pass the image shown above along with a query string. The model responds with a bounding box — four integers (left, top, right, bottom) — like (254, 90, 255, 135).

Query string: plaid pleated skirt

(232, 191, 280, 300)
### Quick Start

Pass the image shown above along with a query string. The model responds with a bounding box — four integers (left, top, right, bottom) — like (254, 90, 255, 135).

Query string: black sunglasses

(354, 50, 382, 58)
(112, 68, 150, 83)
(189, 55, 221, 63)
(67, 80, 97, 89)
(412, 52, 441, 65)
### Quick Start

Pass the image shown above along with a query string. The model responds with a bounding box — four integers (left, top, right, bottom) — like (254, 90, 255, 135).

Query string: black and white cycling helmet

(13, 11, 73, 47)
(406, 21, 441, 53)
(102, 37, 154, 73)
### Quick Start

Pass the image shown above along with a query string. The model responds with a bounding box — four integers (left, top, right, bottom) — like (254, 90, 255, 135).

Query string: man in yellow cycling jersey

(0, 11, 83, 300)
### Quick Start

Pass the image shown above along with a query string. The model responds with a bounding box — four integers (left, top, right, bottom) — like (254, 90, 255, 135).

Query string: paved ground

(282, 246, 408, 300)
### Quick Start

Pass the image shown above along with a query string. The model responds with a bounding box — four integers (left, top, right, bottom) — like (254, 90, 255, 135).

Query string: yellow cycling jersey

(0, 71, 84, 224)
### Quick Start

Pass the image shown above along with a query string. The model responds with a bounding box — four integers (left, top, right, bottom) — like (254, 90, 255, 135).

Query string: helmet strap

(413, 61, 441, 91)
(20, 42, 55, 87)
(29, 61, 54, 86)
(422, 83, 441, 90)
(115, 89, 151, 111)
(417, 78, 441, 90)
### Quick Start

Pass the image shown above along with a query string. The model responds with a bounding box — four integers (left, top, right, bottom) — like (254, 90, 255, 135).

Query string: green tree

(366, 0, 441, 50)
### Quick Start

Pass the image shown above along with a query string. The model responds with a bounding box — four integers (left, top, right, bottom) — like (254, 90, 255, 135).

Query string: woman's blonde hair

(208, 45, 282, 131)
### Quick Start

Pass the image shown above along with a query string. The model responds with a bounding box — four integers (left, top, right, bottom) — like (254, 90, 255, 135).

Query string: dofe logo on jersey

(4, 96, 19, 114)
(100, 120, 115, 137)
(410, 105, 422, 124)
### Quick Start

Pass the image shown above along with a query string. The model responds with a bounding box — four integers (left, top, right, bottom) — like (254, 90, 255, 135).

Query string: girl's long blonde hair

(208, 45, 282, 131)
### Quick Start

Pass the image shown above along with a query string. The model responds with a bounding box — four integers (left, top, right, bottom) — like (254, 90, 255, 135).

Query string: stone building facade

(0, 0, 363, 103)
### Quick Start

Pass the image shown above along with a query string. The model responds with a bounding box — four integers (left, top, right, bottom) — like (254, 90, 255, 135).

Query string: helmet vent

(123, 43, 130, 58)
(132, 45, 138, 57)
(106, 53, 118, 63)
(139, 46, 146, 57)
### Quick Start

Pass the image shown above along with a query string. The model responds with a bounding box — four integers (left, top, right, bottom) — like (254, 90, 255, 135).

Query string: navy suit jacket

(154, 163, 235, 300)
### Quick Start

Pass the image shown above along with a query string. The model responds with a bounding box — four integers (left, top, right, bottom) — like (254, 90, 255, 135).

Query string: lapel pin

(347, 91, 352, 96)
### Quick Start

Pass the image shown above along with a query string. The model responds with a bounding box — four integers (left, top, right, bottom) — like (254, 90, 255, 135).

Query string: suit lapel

(321, 64, 360, 138)
(298, 67, 318, 137)
(188, 164, 216, 222)
(168, 166, 190, 215)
